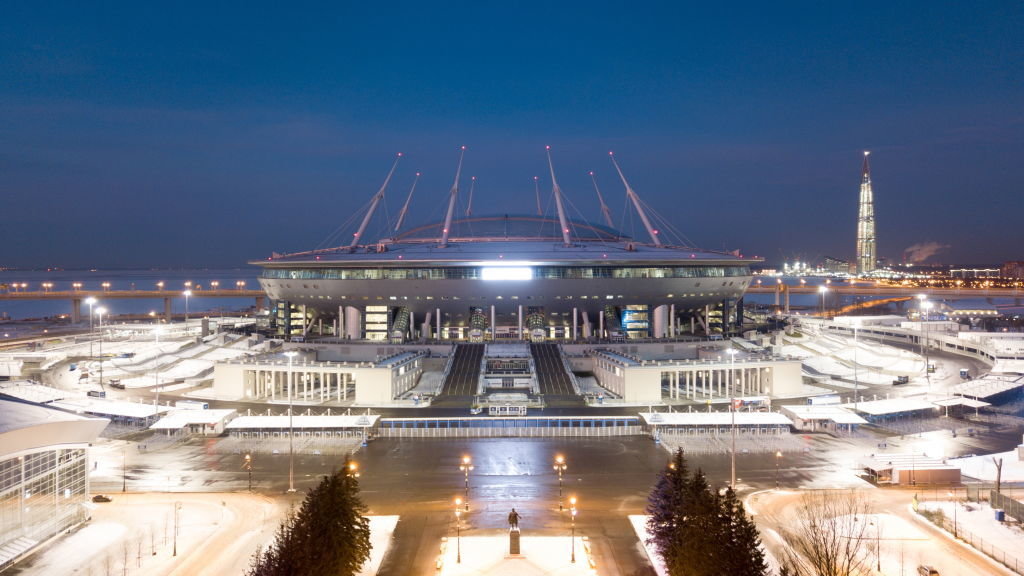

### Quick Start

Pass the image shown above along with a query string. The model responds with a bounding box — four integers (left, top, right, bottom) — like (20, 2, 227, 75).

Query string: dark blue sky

(2, 1, 1022, 268)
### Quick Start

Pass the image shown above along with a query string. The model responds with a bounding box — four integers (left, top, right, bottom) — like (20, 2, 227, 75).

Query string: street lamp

(775, 451, 782, 490)
(852, 320, 860, 410)
(553, 455, 567, 511)
(459, 456, 473, 511)
(948, 490, 957, 538)
(818, 284, 829, 315)
(85, 297, 97, 356)
(454, 497, 463, 564)
(346, 461, 360, 478)
(172, 501, 182, 556)
(726, 348, 738, 489)
(569, 496, 578, 563)
(284, 351, 297, 493)
(244, 454, 253, 492)
(183, 290, 192, 333)
(96, 307, 107, 388)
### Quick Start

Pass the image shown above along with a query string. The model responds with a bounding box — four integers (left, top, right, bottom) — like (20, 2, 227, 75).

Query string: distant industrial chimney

(856, 151, 877, 275)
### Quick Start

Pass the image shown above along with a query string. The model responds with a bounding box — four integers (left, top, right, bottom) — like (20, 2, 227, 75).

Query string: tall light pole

(454, 497, 463, 564)
(818, 284, 829, 316)
(553, 455, 567, 511)
(85, 297, 97, 357)
(853, 321, 860, 410)
(183, 289, 192, 334)
(284, 351, 297, 493)
(569, 495, 578, 563)
(172, 501, 182, 556)
(726, 348, 738, 489)
(459, 456, 473, 511)
(948, 490, 957, 539)
(96, 307, 107, 389)
(775, 451, 782, 490)
(244, 454, 252, 492)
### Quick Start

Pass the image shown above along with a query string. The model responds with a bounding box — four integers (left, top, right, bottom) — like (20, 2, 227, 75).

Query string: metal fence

(917, 504, 1024, 575)
(992, 491, 1024, 526)
(376, 416, 642, 438)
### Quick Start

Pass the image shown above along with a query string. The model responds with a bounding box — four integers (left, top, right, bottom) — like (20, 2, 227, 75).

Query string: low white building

(150, 409, 238, 436)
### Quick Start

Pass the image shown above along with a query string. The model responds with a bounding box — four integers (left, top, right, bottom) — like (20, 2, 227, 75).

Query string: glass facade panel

(264, 264, 750, 281)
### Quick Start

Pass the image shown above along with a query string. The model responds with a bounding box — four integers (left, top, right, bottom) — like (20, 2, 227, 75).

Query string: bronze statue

(507, 508, 521, 529)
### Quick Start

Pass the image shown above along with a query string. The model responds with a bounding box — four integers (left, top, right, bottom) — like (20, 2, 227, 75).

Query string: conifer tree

(646, 449, 689, 570)
(246, 463, 371, 576)
(717, 487, 769, 576)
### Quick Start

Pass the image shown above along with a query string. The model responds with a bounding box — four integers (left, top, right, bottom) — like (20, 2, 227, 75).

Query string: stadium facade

(254, 150, 759, 342)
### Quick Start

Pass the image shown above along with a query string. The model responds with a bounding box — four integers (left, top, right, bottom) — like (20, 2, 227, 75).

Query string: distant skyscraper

(856, 151, 876, 275)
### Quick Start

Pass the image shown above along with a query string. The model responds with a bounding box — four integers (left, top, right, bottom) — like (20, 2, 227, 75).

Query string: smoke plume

(903, 242, 950, 264)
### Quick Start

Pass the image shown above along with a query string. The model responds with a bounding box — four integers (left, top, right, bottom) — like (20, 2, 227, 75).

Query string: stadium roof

(0, 399, 109, 458)
(257, 216, 756, 266)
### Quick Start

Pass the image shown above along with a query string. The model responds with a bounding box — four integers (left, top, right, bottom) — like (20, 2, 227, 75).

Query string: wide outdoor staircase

(439, 344, 484, 397)
(530, 343, 578, 399)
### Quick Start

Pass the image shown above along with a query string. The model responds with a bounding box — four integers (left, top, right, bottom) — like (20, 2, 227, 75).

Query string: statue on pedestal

(507, 508, 522, 530)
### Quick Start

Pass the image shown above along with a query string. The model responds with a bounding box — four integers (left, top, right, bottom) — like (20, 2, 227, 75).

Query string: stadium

(253, 149, 758, 343)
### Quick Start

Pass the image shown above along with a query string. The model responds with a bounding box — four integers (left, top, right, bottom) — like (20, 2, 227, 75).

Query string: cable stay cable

(394, 172, 421, 234)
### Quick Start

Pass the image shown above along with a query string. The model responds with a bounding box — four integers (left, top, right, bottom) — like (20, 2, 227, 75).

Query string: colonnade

(243, 365, 354, 402)
(663, 365, 772, 400)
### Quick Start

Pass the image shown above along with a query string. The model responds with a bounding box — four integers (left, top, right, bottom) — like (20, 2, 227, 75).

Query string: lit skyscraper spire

(856, 151, 876, 275)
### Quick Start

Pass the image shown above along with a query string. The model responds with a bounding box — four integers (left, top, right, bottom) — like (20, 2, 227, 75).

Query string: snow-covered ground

(954, 450, 1024, 482)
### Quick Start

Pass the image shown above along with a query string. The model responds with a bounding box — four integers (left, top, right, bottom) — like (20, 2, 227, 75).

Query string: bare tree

(993, 457, 1003, 494)
(777, 491, 875, 576)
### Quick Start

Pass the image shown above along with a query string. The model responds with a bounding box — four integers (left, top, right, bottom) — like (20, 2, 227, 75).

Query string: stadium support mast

(466, 176, 476, 216)
(856, 151, 876, 275)
(440, 146, 466, 248)
(609, 152, 662, 246)
(534, 176, 542, 216)
(589, 171, 615, 228)
(394, 172, 420, 233)
(546, 146, 573, 247)
(349, 153, 401, 250)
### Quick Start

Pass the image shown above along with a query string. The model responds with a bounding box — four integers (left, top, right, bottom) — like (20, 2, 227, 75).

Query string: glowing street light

(101, 282, 111, 292)
(244, 454, 252, 492)
(96, 306, 107, 388)
(818, 284, 829, 315)
(459, 455, 473, 511)
(284, 351, 298, 493)
(553, 455, 567, 511)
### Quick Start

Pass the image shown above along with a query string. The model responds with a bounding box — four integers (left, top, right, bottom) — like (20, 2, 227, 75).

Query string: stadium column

(518, 305, 523, 339)
(572, 307, 578, 340)
(599, 309, 604, 339)
(422, 312, 432, 340)
(490, 306, 495, 340)
(410, 310, 415, 340)
(338, 306, 345, 338)
(653, 305, 667, 339)
(164, 298, 173, 322)
(345, 306, 361, 340)
(669, 304, 675, 337)
(436, 308, 441, 340)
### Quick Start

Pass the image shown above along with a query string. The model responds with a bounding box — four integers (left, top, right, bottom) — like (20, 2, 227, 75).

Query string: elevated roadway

(0, 289, 266, 321)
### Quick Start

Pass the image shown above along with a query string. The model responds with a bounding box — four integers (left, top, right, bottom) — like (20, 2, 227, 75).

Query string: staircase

(439, 344, 484, 396)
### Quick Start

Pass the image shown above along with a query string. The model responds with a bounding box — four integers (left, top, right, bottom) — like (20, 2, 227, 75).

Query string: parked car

(92, 494, 112, 503)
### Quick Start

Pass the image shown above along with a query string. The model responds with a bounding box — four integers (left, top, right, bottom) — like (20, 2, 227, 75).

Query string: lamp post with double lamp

(553, 455, 567, 511)
(726, 348, 738, 489)
(459, 456, 473, 511)
(454, 497, 463, 564)
(284, 351, 297, 493)
(818, 284, 829, 316)
(569, 496, 578, 563)
(244, 454, 253, 492)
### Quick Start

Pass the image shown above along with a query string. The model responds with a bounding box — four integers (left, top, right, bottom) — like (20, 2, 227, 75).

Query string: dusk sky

(2, 2, 1022, 269)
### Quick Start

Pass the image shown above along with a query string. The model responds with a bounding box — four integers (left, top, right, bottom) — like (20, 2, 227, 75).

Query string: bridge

(0, 289, 266, 322)
(746, 283, 1023, 314)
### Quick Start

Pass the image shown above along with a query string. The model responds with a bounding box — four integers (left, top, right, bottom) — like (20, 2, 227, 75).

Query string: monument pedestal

(508, 527, 521, 556)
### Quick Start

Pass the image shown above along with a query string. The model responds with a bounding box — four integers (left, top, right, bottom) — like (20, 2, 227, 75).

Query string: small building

(862, 453, 961, 486)
(150, 409, 238, 437)
(847, 398, 940, 424)
(639, 411, 793, 436)
(223, 413, 380, 441)
(47, 397, 169, 429)
(779, 404, 868, 433)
